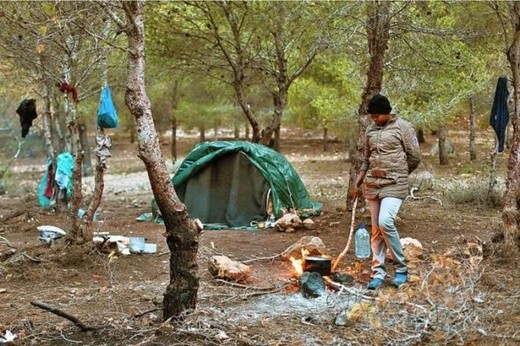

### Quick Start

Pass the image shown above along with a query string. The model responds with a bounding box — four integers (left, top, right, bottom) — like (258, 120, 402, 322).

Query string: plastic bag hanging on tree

(354, 223, 370, 259)
(97, 85, 119, 129)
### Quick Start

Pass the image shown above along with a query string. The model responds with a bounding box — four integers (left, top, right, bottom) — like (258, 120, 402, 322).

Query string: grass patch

(441, 178, 503, 208)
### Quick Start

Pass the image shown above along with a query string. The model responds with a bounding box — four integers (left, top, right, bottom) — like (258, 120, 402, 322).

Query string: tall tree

(108, 0, 201, 319)
(502, 1, 520, 244)
(347, 0, 393, 209)
(147, 1, 339, 150)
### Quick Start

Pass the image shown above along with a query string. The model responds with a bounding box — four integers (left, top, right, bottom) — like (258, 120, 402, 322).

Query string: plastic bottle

(354, 223, 371, 259)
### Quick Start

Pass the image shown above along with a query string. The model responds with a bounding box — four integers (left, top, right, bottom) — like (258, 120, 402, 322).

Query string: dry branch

(213, 278, 277, 291)
(241, 253, 281, 264)
(132, 307, 163, 319)
(332, 197, 358, 271)
(0, 236, 15, 248)
(30, 301, 101, 331)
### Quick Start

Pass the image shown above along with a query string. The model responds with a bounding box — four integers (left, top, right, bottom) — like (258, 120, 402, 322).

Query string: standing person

(352, 94, 421, 289)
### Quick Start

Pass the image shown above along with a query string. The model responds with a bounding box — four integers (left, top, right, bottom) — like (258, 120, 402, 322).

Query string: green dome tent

(167, 141, 321, 229)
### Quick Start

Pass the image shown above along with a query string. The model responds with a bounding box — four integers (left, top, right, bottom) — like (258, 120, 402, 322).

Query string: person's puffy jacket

(360, 116, 421, 199)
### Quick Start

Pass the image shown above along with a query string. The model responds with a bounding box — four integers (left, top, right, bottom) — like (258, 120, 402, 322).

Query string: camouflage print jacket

(360, 116, 421, 199)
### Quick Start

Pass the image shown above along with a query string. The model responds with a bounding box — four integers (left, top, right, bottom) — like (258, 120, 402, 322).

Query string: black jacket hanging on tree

(489, 76, 509, 152)
(16, 98, 38, 138)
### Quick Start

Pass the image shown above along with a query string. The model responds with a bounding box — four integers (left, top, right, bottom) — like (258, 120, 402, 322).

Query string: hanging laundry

(16, 98, 37, 138)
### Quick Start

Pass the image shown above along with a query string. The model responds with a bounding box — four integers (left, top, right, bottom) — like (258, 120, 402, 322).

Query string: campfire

(289, 248, 333, 277)
(288, 248, 310, 276)
(288, 247, 354, 298)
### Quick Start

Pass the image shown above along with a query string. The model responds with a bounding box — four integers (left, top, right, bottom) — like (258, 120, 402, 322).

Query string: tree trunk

(469, 96, 477, 161)
(274, 126, 281, 152)
(347, 1, 392, 210)
(213, 122, 218, 141)
(39, 72, 57, 163)
(234, 124, 240, 139)
(82, 20, 112, 238)
(245, 123, 250, 140)
(122, 1, 199, 319)
(417, 128, 425, 144)
(66, 98, 84, 242)
(503, 2, 520, 245)
(438, 125, 449, 166)
(78, 121, 93, 176)
(323, 127, 329, 152)
(170, 80, 179, 165)
(171, 117, 177, 165)
(199, 124, 206, 142)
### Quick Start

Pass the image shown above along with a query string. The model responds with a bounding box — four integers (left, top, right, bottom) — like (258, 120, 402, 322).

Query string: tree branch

(30, 301, 102, 331)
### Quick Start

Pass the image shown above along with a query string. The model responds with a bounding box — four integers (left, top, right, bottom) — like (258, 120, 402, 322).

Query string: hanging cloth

(489, 76, 509, 152)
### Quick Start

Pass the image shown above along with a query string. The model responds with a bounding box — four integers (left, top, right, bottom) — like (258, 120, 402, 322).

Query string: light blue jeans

(368, 197, 407, 280)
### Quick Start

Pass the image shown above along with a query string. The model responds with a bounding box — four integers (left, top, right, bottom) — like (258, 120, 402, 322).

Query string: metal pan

(304, 256, 332, 276)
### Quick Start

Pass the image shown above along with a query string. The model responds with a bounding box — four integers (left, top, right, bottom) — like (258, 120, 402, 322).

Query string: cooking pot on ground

(303, 256, 331, 276)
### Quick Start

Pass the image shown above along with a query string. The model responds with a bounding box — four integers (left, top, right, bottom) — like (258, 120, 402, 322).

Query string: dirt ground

(1, 130, 519, 345)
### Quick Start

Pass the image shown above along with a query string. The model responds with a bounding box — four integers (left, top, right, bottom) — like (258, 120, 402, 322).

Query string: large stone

(299, 271, 325, 298)
(281, 236, 328, 260)
(401, 237, 423, 260)
(208, 255, 251, 282)
(410, 171, 435, 190)
(274, 213, 303, 232)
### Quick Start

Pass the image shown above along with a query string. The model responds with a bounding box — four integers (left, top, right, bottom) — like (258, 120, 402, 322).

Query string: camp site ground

(0, 130, 518, 345)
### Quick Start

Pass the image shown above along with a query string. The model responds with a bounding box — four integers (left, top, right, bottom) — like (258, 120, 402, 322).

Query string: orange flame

(289, 256, 304, 276)
(289, 248, 311, 277)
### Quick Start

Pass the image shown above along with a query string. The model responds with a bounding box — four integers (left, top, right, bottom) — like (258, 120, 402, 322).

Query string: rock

(332, 272, 354, 285)
(430, 141, 454, 156)
(401, 237, 423, 260)
(410, 171, 435, 190)
(281, 236, 328, 260)
(208, 255, 251, 282)
(274, 213, 303, 232)
(299, 271, 325, 298)
(303, 218, 315, 230)
(334, 310, 349, 326)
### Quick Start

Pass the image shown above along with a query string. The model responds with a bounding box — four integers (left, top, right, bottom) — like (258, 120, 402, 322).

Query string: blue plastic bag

(97, 85, 119, 129)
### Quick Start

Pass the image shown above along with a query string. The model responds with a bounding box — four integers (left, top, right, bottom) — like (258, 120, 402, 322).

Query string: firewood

(30, 301, 101, 331)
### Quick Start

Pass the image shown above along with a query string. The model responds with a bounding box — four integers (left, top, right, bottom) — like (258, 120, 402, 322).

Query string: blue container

(129, 237, 145, 253)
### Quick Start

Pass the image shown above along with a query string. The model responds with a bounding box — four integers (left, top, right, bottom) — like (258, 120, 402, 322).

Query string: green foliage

(288, 55, 359, 139)
(384, 2, 507, 130)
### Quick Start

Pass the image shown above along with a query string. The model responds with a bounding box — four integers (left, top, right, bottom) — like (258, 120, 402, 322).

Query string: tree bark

(199, 124, 206, 142)
(171, 117, 177, 165)
(503, 2, 520, 245)
(438, 125, 449, 166)
(121, 1, 199, 319)
(245, 123, 250, 140)
(469, 96, 477, 161)
(78, 121, 93, 177)
(323, 127, 329, 152)
(170, 80, 179, 165)
(347, 1, 392, 210)
(38, 63, 57, 163)
(417, 128, 426, 144)
(234, 125, 240, 139)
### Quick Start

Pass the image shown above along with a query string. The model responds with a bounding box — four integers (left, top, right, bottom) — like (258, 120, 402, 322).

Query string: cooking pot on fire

(303, 256, 331, 276)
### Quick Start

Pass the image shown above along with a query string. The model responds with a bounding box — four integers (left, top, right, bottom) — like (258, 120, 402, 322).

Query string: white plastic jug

(354, 223, 371, 259)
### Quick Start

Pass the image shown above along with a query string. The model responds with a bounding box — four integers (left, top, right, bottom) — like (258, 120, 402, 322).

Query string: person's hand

(352, 185, 361, 200)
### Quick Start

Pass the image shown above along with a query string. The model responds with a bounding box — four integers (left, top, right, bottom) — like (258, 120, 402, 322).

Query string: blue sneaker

(392, 272, 408, 287)
(367, 277, 384, 290)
